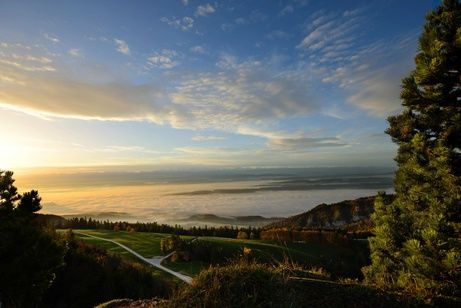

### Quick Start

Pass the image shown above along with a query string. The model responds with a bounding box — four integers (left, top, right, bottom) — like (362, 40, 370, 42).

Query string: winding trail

(74, 231, 193, 284)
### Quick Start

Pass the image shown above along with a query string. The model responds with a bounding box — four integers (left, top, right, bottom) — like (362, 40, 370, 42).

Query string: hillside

(265, 194, 395, 230)
(179, 213, 284, 227)
(35, 213, 68, 227)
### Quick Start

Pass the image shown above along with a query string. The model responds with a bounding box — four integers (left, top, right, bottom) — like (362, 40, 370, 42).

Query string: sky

(0, 0, 436, 171)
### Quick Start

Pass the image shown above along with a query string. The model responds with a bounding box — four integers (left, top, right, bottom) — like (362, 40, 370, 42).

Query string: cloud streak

(298, 8, 418, 117)
(147, 49, 179, 69)
(192, 135, 226, 141)
(268, 136, 348, 151)
(114, 39, 130, 55)
(43, 33, 60, 43)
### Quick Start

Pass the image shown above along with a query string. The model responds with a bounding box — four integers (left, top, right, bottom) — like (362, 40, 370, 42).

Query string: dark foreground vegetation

(0, 172, 173, 308)
(167, 262, 427, 308)
(42, 232, 172, 308)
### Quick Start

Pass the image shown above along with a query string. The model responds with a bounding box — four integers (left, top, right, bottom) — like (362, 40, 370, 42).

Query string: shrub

(168, 262, 291, 307)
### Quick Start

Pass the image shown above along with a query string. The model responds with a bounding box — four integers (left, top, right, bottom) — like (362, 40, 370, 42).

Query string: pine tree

(0, 171, 65, 306)
(363, 0, 461, 297)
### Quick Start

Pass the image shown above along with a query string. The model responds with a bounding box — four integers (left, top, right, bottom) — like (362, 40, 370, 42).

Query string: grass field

(64, 229, 368, 278)
(162, 259, 208, 276)
(68, 229, 179, 256)
(200, 236, 336, 263)
(59, 229, 186, 282)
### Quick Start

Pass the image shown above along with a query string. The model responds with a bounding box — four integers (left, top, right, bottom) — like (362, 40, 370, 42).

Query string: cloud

(267, 136, 348, 151)
(0, 59, 55, 72)
(234, 17, 246, 25)
(114, 39, 130, 55)
(160, 16, 194, 31)
(190, 45, 206, 54)
(0, 42, 31, 50)
(324, 34, 416, 116)
(195, 4, 216, 17)
(169, 57, 318, 131)
(221, 23, 234, 32)
(0, 43, 329, 154)
(87, 145, 161, 154)
(147, 49, 179, 69)
(249, 10, 268, 23)
(0, 73, 172, 123)
(192, 135, 226, 141)
(266, 30, 291, 40)
(181, 0, 188, 5)
(0, 48, 55, 72)
(297, 8, 417, 117)
(220, 11, 267, 33)
(43, 33, 60, 43)
(0, 44, 320, 143)
(279, 5, 294, 16)
(68, 48, 82, 57)
(346, 68, 403, 117)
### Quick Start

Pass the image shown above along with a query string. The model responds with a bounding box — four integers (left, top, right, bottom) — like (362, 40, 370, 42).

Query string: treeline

(260, 227, 371, 244)
(61, 217, 262, 239)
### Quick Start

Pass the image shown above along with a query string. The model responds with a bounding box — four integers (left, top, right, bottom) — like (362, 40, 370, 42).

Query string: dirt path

(74, 231, 193, 284)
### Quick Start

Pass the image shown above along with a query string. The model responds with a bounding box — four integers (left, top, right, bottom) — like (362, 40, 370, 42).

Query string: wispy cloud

(0, 58, 55, 72)
(267, 136, 348, 151)
(169, 56, 318, 131)
(192, 135, 226, 141)
(297, 8, 418, 117)
(181, 0, 189, 6)
(0, 47, 55, 72)
(297, 10, 359, 54)
(68, 48, 82, 57)
(160, 16, 194, 31)
(114, 39, 130, 55)
(279, 5, 294, 16)
(190, 45, 206, 54)
(146, 49, 179, 69)
(87, 145, 161, 154)
(266, 30, 291, 40)
(195, 3, 216, 17)
(0, 44, 319, 143)
(43, 33, 60, 43)
(221, 10, 267, 32)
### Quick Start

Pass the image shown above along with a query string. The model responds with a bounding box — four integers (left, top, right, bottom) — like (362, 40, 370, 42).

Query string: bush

(168, 262, 291, 307)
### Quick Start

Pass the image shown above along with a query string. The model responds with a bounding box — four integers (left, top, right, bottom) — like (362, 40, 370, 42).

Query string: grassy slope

(162, 259, 208, 276)
(69, 229, 180, 257)
(62, 229, 367, 278)
(201, 236, 338, 262)
(59, 229, 185, 283)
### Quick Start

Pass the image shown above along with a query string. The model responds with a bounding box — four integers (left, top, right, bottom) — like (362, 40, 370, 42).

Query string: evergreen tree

(363, 0, 461, 297)
(0, 171, 65, 307)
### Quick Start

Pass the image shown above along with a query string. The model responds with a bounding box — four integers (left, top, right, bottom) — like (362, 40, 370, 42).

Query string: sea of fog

(15, 167, 395, 225)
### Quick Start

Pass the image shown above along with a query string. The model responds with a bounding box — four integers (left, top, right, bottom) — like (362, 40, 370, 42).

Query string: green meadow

(66, 229, 368, 279)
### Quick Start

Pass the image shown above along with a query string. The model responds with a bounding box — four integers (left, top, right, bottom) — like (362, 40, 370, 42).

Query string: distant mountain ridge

(180, 214, 284, 226)
(264, 194, 395, 230)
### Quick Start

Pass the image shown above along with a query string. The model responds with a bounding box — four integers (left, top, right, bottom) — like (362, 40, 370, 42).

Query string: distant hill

(180, 213, 284, 227)
(35, 213, 68, 227)
(264, 194, 395, 230)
